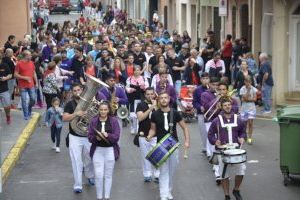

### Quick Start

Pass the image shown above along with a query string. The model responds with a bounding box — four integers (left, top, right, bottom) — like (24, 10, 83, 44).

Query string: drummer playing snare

(146, 92, 190, 200)
(208, 97, 247, 200)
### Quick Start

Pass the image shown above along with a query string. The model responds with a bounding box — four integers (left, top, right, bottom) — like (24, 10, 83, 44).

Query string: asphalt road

(2, 117, 300, 200)
(48, 12, 81, 24)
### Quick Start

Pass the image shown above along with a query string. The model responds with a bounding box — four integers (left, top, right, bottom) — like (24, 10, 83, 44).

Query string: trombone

(204, 89, 237, 121)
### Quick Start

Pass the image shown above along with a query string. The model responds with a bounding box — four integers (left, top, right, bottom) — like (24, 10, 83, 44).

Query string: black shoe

(154, 177, 159, 183)
(225, 195, 231, 200)
(232, 189, 243, 200)
(216, 176, 221, 185)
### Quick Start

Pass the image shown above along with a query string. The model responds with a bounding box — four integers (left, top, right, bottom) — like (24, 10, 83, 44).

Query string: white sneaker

(56, 147, 60, 153)
(130, 128, 136, 135)
(168, 192, 174, 200)
(160, 198, 168, 200)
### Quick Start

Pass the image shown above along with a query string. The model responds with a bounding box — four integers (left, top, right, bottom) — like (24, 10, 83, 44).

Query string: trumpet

(204, 89, 237, 121)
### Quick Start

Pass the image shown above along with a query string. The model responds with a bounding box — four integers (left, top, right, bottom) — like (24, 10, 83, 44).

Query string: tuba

(70, 74, 109, 136)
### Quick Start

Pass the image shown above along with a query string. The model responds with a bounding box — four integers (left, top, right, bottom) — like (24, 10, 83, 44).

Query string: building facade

(196, 0, 300, 105)
(0, 0, 32, 46)
(163, 0, 199, 44)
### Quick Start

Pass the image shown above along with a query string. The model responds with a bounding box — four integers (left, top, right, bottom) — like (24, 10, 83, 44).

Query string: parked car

(69, 0, 80, 12)
(48, 0, 71, 14)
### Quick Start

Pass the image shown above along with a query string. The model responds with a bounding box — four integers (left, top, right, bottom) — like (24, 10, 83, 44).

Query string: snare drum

(222, 149, 247, 164)
(146, 134, 180, 168)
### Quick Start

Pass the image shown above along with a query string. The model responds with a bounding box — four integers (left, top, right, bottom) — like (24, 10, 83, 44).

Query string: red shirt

(222, 40, 233, 58)
(85, 66, 96, 77)
(191, 71, 199, 85)
(15, 60, 35, 89)
(79, 17, 85, 24)
(126, 64, 134, 77)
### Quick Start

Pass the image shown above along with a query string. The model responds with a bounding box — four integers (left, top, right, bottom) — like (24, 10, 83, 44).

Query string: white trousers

(159, 149, 179, 198)
(117, 118, 122, 145)
(130, 112, 138, 134)
(198, 114, 208, 151)
(130, 100, 141, 134)
(205, 122, 214, 157)
(93, 147, 115, 199)
(217, 155, 246, 179)
(205, 122, 221, 178)
(139, 137, 160, 178)
(69, 134, 94, 190)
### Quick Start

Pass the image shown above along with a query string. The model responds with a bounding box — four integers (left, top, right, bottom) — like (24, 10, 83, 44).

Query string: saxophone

(110, 87, 119, 115)
(70, 74, 109, 136)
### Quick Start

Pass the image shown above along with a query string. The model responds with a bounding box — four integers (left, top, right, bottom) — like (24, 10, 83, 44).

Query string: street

(2, 117, 300, 200)
(47, 12, 80, 24)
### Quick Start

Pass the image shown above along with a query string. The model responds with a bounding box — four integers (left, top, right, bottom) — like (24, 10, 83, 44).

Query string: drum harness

(217, 114, 238, 178)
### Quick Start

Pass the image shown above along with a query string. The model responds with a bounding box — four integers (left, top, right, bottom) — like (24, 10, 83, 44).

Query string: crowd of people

(0, 3, 275, 200)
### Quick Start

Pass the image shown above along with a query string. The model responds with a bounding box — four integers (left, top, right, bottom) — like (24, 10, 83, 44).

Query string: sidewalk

(0, 109, 40, 184)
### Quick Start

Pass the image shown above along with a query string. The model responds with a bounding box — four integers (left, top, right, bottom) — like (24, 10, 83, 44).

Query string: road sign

(219, 0, 228, 16)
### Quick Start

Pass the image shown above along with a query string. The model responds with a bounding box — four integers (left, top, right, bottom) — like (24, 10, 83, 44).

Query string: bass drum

(146, 134, 180, 168)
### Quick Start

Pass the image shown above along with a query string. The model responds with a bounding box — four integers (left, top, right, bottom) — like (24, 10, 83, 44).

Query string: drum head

(223, 149, 246, 155)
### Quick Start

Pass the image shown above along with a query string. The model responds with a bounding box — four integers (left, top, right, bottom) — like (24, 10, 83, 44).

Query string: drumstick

(184, 148, 188, 159)
(240, 143, 243, 149)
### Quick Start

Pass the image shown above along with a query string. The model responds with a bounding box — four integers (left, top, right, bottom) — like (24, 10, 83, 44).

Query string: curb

(1, 112, 40, 184)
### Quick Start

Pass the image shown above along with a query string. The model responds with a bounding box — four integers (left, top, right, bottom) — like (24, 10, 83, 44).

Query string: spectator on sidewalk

(4, 35, 16, 51)
(2, 48, 16, 108)
(221, 34, 233, 83)
(14, 50, 38, 120)
(258, 53, 274, 114)
(0, 53, 13, 124)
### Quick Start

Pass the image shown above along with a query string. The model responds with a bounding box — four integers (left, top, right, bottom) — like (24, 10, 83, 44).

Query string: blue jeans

(262, 84, 273, 112)
(20, 88, 36, 118)
(51, 125, 62, 147)
(175, 80, 182, 96)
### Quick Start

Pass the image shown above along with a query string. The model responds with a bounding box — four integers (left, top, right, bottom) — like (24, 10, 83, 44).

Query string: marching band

(60, 69, 248, 200)
(18, 11, 260, 200)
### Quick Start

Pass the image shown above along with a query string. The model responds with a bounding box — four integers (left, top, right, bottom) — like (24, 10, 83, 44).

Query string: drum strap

(169, 108, 174, 135)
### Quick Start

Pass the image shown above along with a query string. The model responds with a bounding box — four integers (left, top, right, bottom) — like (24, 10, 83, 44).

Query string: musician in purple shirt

(88, 101, 120, 200)
(97, 73, 128, 137)
(201, 77, 222, 184)
(208, 97, 246, 200)
(97, 73, 128, 106)
(192, 72, 210, 154)
(201, 77, 219, 124)
(218, 82, 239, 114)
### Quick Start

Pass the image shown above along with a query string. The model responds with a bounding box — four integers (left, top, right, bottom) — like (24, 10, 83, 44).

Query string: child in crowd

(240, 76, 257, 145)
(45, 97, 64, 152)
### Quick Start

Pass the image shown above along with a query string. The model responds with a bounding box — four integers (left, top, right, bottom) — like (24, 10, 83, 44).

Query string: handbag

(65, 133, 69, 148)
(133, 133, 139, 147)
